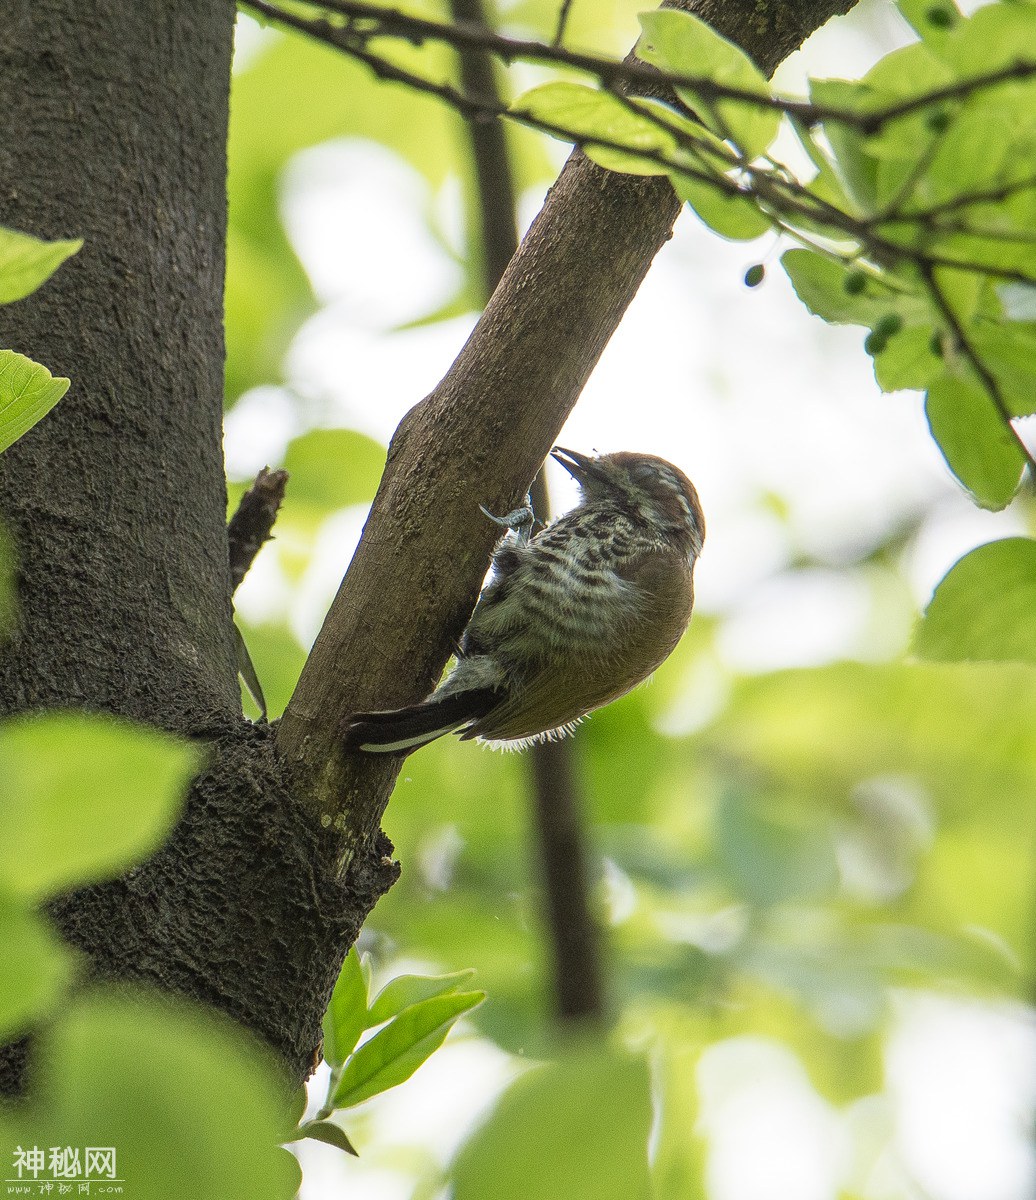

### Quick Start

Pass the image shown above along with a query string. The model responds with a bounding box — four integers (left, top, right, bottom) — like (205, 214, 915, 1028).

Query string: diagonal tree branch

(447, 0, 606, 1025)
(273, 0, 860, 876)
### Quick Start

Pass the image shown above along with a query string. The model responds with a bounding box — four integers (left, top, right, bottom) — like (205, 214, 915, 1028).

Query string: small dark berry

(874, 313, 904, 340)
(926, 109, 952, 134)
(843, 271, 867, 295)
(929, 331, 945, 358)
(864, 331, 887, 356)
(925, 6, 955, 28)
(744, 264, 765, 288)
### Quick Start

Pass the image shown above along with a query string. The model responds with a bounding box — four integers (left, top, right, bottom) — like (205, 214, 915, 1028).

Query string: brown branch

(227, 467, 289, 593)
(273, 0, 862, 875)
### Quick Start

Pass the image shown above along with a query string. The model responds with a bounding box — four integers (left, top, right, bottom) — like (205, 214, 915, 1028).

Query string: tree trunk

(0, 0, 856, 1096)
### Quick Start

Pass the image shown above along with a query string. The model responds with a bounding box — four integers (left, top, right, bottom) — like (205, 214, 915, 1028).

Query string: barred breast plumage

(343, 447, 705, 754)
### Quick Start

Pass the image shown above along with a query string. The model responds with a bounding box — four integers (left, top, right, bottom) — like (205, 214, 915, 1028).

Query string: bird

(342, 447, 705, 754)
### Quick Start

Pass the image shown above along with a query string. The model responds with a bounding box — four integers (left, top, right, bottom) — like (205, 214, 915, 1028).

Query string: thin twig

(242, 0, 1036, 133)
(243, 0, 1036, 292)
(553, 0, 575, 47)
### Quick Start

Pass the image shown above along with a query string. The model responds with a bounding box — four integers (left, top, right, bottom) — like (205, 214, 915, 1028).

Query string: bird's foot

(480, 494, 535, 546)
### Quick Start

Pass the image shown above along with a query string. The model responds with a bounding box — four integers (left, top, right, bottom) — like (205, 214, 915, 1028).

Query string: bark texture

(0, 0, 239, 728)
(0, 1, 395, 1097)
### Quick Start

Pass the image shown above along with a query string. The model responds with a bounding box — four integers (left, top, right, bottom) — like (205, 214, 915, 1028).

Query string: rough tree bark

(0, 0, 856, 1096)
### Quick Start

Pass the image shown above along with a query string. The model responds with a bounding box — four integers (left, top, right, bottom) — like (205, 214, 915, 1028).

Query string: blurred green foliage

(221, 1, 1035, 1194)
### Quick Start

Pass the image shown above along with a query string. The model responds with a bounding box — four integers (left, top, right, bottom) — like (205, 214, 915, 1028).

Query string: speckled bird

(343, 447, 705, 753)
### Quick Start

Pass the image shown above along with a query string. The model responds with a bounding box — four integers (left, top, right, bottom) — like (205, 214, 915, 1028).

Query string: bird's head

(551, 447, 705, 559)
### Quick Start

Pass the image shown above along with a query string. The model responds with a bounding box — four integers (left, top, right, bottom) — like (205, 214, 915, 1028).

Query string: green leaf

(0, 350, 70, 453)
(510, 83, 675, 176)
(38, 990, 299, 1200)
(329, 989, 484, 1111)
(450, 1049, 653, 1200)
(295, 1119, 359, 1156)
(810, 78, 879, 211)
(637, 10, 781, 159)
(673, 173, 771, 241)
(366, 966, 477, 1027)
(781, 249, 902, 326)
(924, 376, 1025, 510)
(970, 325, 1036, 419)
(281, 428, 387, 515)
(915, 538, 1036, 663)
(0, 712, 200, 898)
(872, 323, 944, 391)
(0, 226, 81, 305)
(0, 895, 72, 1041)
(322, 948, 369, 1070)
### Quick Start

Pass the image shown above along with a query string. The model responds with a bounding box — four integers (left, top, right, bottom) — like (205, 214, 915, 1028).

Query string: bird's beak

(551, 446, 596, 482)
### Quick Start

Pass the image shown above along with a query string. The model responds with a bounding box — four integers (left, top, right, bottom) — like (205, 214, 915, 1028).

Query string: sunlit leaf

(915, 538, 1036, 664)
(0, 350, 70, 454)
(924, 375, 1025, 509)
(451, 1049, 653, 1200)
(674, 173, 771, 240)
(329, 990, 484, 1110)
(0, 896, 72, 1041)
(637, 10, 781, 159)
(322, 948, 369, 1070)
(510, 83, 675, 176)
(366, 966, 477, 1027)
(36, 991, 299, 1200)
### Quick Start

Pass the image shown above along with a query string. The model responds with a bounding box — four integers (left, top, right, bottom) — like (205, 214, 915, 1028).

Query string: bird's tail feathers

(343, 687, 499, 754)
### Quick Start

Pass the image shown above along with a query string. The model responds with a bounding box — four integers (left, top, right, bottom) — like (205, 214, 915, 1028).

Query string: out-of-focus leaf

(36, 991, 299, 1200)
(924, 376, 1025, 510)
(329, 990, 484, 1111)
(0, 712, 200, 899)
(915, 538, 1036, 664)
(0, 350, 70, 454)
(451, 1049, 653, 1200)
(282, 428, 385, 515)
(0, 226, 81, 305)
(637, 10, 781, 159)
(716, 789, 839, 907)
(0, 896, 72, 1041)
